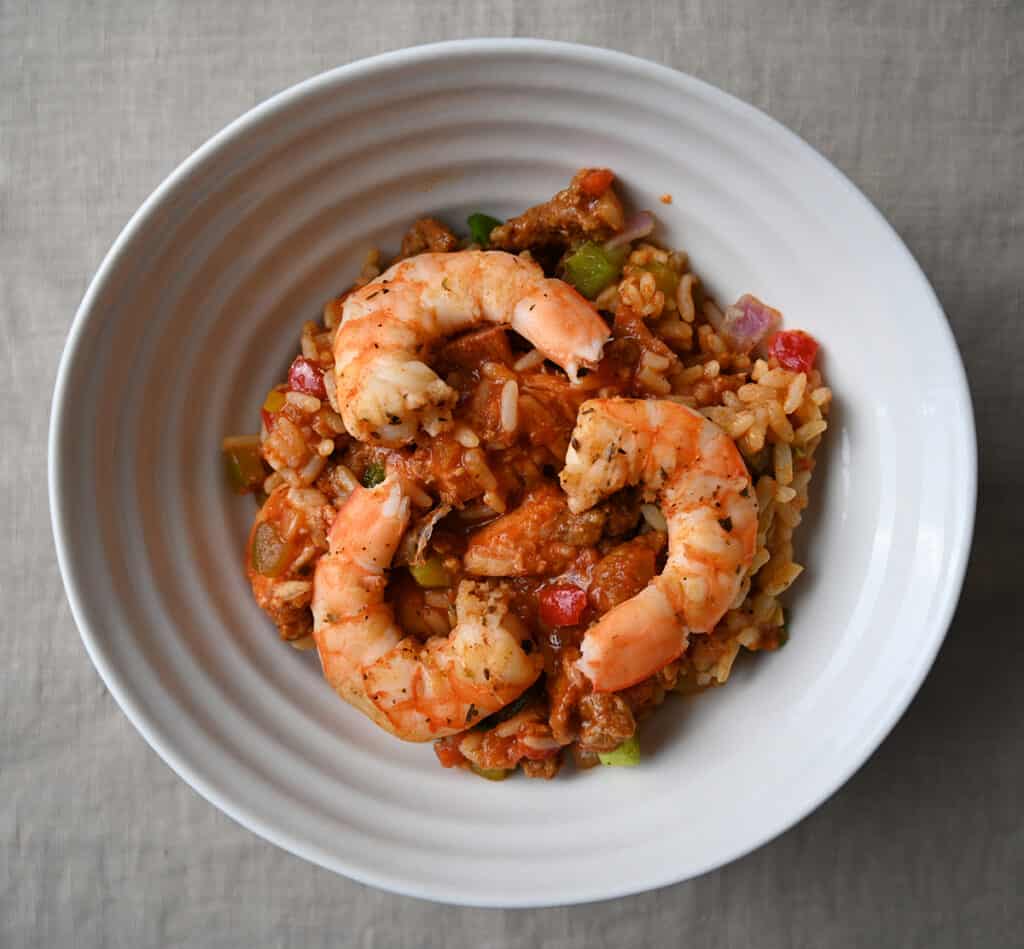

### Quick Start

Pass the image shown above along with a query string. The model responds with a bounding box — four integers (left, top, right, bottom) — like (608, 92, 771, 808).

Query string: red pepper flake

(538, 583, 588, 627)
(579, 168, 614, 197)
(288, 356, 327, 399)
(768, 330, 819, 373)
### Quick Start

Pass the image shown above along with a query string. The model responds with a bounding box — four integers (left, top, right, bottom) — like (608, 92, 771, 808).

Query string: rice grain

(301, 322, 318, 359)
(774, 442, 794, 486)
(285, 391, 321, 413)
(513, 349, 544, 372)
(298, 454, 326, 484)
(322, 371, 340, 414)
(795, 419, 828, 444)
(811, 386, 833, 406)
(500, 380, 519, 432)
(784, 373, 807, 414)
(454, 424, 480, 448)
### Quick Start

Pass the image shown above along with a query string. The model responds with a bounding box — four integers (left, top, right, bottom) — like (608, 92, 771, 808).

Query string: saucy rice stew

(223, 169, 831, 780)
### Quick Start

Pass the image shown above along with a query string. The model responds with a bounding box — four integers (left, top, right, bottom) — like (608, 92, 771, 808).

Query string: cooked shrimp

(333, 250, 610, 445)
(311, 472, 543, 740)
(560, 398, 758, 692)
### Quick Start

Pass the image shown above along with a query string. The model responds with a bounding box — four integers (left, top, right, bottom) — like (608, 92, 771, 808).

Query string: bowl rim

(49, 37, 977, 906)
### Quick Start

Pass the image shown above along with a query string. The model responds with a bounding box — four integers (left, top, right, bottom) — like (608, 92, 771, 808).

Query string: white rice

(773, 442, 793, 486)
(454, 424, 480, 448)
(795, 419, 828, 444)
(321, 407, 345, 434)
(298, 454, 326, 484)
(783, 373, 807, 414)
(775, 484, 797, 503)
(285, 391, 321, 413)
(811, 386, 832, 406)
(513, 349, 545, 372)
(641, 351, 671, 372)
(300, 322, 318, 359)
(322, 371, 340, 414)
(464, 448, 499, 492)
(637, 364, 672, 395)
(500, 380, 519, 432)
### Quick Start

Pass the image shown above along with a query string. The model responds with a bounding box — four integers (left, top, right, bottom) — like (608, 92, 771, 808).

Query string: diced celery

(642, 260, 680, 296)
(223, 440, 265, 494)
(361, 461, 386, 488)
(250, 521, 289, 577)
(471, 764, 509, 781)
(409, 556, 449, 589)
(562, 242, 626, 299)
(598, 733, 640, 766)
(467, 213, 503, 247)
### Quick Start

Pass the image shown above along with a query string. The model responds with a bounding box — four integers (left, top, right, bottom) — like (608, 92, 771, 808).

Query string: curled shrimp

(311, 472, 543, 740)
(333, 250, 610, 445)
(560, 398, 758, 692)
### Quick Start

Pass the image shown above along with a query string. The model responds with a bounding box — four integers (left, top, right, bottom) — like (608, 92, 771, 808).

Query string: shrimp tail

(578, 585, 687, 692)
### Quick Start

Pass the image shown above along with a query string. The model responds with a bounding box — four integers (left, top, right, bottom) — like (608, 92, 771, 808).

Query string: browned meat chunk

(436, 327, 514, 373)
(547, 647, 587, 745)
(620, 662, 680, 721)
(255, 591, 313, 641)
(489, 168, 625, 251)
(459, 362, 520, 450)
(463, 484, 605, 576)
(577, 691, 636, 753)
(399, 217, 459, 258)
(516, 369, 595, 460)
(548, 643, 677, 749)
(588, 532, 665, 615)
(601, 488, 643, 537)
(522, 756, 562, 779)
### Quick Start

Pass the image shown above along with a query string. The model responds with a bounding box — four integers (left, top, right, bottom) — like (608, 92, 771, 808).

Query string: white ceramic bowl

(50, 39, 975, 907)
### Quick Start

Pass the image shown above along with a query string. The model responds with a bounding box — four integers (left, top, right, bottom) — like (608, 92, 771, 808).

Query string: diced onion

(604, 211, 656, 250)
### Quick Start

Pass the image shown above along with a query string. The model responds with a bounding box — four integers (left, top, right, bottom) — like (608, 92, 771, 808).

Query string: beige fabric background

(2, 1, 1021, 946)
